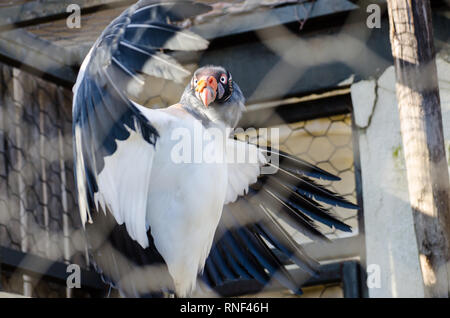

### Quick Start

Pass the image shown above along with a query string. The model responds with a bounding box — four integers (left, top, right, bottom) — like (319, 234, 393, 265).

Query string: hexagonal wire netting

(0, 60, 357, 297)
(233, 112, 358, 298)
(276, 114, 357, 242)
(235, 113, 358, 244)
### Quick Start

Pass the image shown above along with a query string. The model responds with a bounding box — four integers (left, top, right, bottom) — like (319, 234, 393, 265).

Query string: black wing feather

(260, 146, 340, 181)
(203, 144, 358, 295)
(73, 0, 211, 297)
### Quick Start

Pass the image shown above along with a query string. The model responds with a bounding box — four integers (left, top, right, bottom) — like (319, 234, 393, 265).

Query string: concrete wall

(351, 57, 450, 297)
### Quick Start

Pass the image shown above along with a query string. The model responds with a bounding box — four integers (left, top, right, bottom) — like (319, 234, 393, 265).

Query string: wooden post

(387, 0, 450, 297)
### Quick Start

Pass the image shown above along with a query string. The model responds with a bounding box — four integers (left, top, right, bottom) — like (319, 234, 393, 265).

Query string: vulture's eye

(193, 78, 198, 86)
(220, 75, 227, 84)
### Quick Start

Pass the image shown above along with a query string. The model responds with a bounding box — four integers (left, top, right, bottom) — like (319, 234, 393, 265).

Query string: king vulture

(72, 0, 358, 297)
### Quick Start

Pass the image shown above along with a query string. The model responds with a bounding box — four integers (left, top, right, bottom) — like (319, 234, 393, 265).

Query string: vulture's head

(181, 65, 245, 128)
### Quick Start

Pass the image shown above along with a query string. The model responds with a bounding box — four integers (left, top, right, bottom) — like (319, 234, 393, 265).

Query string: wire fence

(0, 0, 358, 296)
(0, 60, 358, 298)
(276, 114, 358, 242)
(0, 63, 94, 297)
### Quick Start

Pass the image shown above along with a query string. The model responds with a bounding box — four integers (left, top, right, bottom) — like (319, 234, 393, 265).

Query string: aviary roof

(22, 0, 347, 58)
(22, 0, 318, 47)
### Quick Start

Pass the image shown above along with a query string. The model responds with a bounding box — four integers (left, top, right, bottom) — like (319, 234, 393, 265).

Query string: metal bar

(342, 261, 361, 298)
(351, 110, 369, 298)
(351, 114, 365, 239)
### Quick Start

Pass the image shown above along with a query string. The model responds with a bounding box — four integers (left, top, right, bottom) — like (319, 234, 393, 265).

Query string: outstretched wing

(72, 0, 211, 296)
(202, 140, 358, 295)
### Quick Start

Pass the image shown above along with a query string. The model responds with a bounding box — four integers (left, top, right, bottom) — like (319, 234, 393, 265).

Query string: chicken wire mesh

(0, 59, 358, 298)
(236, 113, 358, 244)
(276, 114, 357, 242)
(0, 63, 95, 297)
(236, 112, 358, 298)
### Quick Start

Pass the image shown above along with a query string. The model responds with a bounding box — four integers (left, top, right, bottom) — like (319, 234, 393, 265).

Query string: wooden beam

(239, 93, 352, 128)
(0, 0, 358, 34)
(191, 0, 358, 40)
(0, 0, 135, 32)
(0, 29, 76, 87)
(387, 0, 450, 297)
(302, 236, 363, 262)
(66, 0, 360, 68)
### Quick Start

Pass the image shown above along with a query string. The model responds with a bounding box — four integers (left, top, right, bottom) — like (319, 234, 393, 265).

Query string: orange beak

(195, 76, 217, 107)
